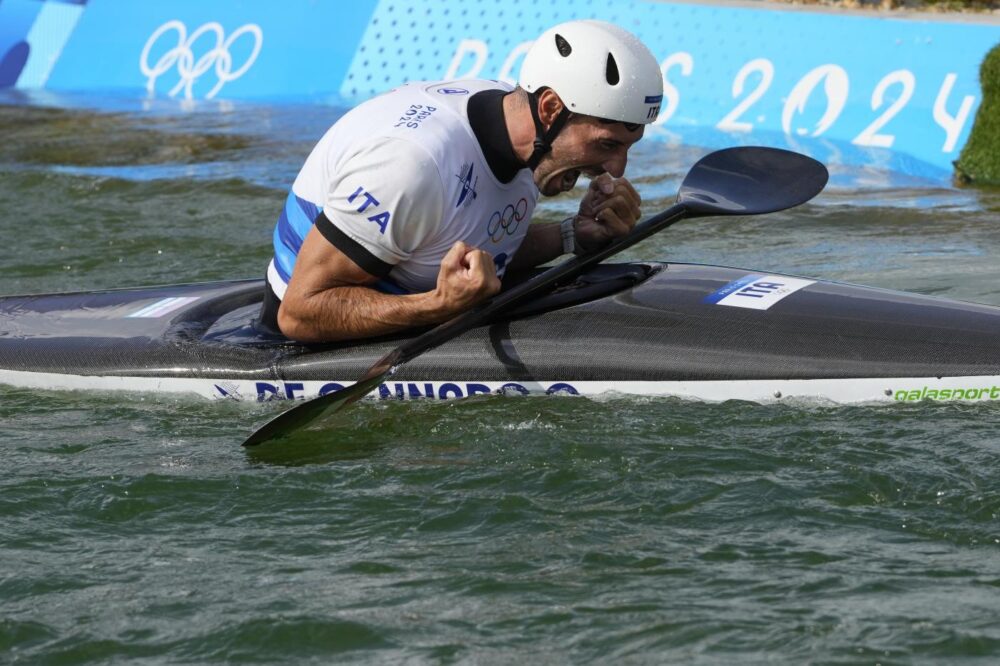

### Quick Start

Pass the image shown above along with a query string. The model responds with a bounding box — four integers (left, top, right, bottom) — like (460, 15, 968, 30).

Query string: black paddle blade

(678, 147, 828, 217)
(242, 369, 389, 449)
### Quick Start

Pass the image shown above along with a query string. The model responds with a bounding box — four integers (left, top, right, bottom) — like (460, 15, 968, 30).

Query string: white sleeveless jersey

(268, 79, 539, 299)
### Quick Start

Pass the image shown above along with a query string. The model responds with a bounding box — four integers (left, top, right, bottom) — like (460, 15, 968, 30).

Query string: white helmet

(519, 20, 663, 126)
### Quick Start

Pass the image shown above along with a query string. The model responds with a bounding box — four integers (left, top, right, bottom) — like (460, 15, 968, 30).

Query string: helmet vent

(555, 34, 572, 57)
(605, 53, 620, 85)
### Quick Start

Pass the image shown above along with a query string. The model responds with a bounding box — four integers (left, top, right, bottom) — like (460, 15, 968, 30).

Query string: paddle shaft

(373, 202, 691, 373)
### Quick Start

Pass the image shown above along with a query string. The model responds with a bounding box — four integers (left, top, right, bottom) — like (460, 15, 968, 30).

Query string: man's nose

(602, 152, 628, 178)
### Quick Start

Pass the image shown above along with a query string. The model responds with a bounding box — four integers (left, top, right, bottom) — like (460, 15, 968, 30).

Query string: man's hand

(574, 173, 642, 252)
(431, 241, 501, 317)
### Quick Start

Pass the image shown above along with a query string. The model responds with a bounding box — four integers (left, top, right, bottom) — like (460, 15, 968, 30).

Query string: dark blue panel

(0, 40, 29, 87)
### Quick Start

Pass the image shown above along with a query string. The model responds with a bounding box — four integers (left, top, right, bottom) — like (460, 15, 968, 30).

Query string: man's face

(533, 116, 644, 197)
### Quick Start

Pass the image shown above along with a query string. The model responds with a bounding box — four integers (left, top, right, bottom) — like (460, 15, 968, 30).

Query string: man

(261, 20, 663, 343)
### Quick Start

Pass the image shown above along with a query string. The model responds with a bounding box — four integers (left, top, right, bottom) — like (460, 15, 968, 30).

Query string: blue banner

(2, 0, 997, 180)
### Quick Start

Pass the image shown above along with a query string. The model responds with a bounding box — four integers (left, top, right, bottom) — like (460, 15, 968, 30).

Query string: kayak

(2, 260, 1000, 405)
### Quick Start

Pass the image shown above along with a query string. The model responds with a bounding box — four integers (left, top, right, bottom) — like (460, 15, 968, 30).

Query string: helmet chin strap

(526, 91, 571, 171)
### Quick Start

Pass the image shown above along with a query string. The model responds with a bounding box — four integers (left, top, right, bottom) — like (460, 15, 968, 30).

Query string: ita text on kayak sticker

(704, 275, 815, 310)
(126, 296, 200, 318)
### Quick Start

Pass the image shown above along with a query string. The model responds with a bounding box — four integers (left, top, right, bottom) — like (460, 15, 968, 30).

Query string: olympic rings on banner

(486, 198, 528, 243)
(140, 20, 263, 100)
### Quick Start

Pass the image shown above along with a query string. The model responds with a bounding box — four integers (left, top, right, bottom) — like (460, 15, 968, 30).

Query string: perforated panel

(340, 0, 687, 98)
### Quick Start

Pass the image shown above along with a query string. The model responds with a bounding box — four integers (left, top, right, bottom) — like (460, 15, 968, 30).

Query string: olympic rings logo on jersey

(140, 20, 263, 100)
(486, 198, 528, 243)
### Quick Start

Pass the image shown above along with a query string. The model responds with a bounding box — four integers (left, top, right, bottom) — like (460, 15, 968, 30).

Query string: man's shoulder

(347, 135, 444, 185)
(410, 78, 514, 97)
(351, 79, 511, 131)
(355, 78, 510, 109)
(345, 82, 498, 172)
(307, 79, 515, 193)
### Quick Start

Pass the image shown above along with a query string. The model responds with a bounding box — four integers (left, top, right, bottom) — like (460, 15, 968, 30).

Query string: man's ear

(536, 89, 566, 128)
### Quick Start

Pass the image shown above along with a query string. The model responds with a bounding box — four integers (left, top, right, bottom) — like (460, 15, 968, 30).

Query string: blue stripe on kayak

(703, 274, 763, 304)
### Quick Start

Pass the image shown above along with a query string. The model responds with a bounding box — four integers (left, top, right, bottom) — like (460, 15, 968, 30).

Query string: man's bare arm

(505, 222, 562, 275)
(277, 225, 499, 343)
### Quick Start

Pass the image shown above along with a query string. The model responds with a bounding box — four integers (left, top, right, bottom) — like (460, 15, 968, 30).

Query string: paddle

(243, 146, 828, 449)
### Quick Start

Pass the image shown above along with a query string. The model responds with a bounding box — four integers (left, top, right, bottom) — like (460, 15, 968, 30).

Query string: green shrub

(955, 43, 1000, 185)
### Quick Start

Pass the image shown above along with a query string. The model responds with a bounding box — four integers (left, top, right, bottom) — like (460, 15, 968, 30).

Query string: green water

(2, 98, 1000, 664)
